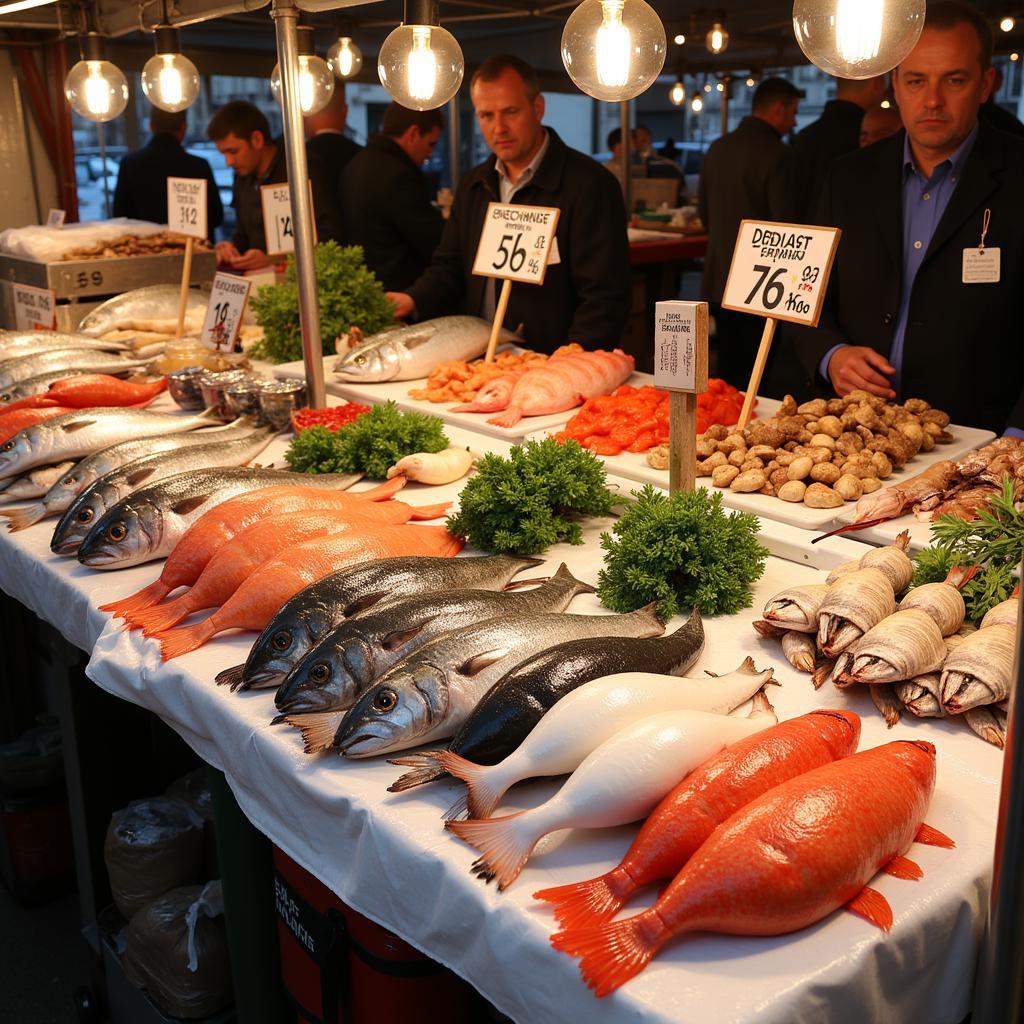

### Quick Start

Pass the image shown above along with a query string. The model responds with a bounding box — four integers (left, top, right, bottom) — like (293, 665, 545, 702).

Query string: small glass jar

(224, 378, 264, 422)
(258, 380, 308, 432)
(166, 366, 206, 410)
(158, 339, 206, 373)
(199, 370, 250, 421)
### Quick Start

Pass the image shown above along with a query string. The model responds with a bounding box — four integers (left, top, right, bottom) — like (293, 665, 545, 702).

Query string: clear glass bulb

(270, 54, 335, 115)
(706, 22, 729, 54)
(793, 0, 925, 79)
(1000, 16, 1016, 32)
(668, 79, 686, 105)
(64, 59, 129, 123)
(377, 23, 464, 111)
(691, 94, 703, 112)
(673, 32, 685, 45)
(328, 36, 363, 79)
(141, 52, 200, 112)
(561, 0, 666, 102)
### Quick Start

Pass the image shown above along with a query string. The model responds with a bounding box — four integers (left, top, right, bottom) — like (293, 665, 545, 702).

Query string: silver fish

(0, 331, 130, 358)
(217, 554, 546, 693)
(78, 285, 208, 336)
(0, 462, 76, 502)
(940, 624, 1017, 714)
(275, 564, 594, 715)
(40, 423, 273, 545)
(333, 317, 518, 382)
(331, 604, 666, 758)
(0, 350, 154, 390)
(895, 674, 946, 718)
(963, 702, 1008, 748)
(0, 407, 217, 482)
(75, 466, 361, 569)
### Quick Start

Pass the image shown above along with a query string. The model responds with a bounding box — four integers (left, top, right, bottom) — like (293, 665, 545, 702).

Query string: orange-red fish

(0, 406, 75, 444)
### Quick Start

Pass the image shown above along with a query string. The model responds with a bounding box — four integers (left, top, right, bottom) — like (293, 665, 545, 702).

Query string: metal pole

(447, 93, 460, 191)
(720, 76, 730, 138)
(619, 99, 631, 215)
(271, 0, 325, 409)
(97, 122, 111, 219)
(973, 583, 1024, 1024)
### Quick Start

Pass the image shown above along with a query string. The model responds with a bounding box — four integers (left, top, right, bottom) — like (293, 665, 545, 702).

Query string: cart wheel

(72, 985, 100, 1024)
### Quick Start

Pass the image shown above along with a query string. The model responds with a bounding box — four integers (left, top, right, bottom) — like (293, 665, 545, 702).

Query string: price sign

(46, 209, 66, 228)
(655, 301, 709, 394)
(261, 183, 317, 256)
(167, 176, 208, 240)
(721, 220, 841, 327)
(201, 273, 252, 351)
(11, 283, 57, 330)
(472, 202, 561, 285)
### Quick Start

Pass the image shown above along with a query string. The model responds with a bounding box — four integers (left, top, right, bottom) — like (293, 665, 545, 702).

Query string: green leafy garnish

(447, 439, 618, 556)
(250, 242, 395, 363)
(598, 485, 768, 619)
(284, 401, 448, 479)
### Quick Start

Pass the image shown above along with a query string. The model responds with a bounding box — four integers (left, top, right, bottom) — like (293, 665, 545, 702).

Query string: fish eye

(1, 441, 13, 452)
(271, 630, 292, 651)
(107, 523, 127, 541)
(372, 689, 398, 713)
(76, 508, 94, 524)
(63, 476, 77, 486)
(309, 662, 331, 684)
(355, 355, 366, 365)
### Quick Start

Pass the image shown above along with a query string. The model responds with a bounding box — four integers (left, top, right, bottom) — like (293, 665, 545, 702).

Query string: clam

(817, 567, 896, 657)
(940, 624, 1016, 714)
(839, 609, 946, 685)
(763, 583, 829, 633)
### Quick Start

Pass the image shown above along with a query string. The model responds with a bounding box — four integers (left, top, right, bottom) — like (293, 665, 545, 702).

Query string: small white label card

(472, 203, 561, 285)
(654, 300, 708, 393)
(12, 283, 57, 330)
(260, 183, 318, 256)
(167, 176, 208, 239)
(46, 209, 66, 228)
(201, 272, 252, 350)
(962, 248, 1001, 284)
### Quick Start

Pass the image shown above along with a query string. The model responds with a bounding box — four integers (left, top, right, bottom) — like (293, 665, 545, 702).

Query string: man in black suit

(305, 85, 362, 210)
(787, 1, 1024, 434)
(113, 108, 223, 233)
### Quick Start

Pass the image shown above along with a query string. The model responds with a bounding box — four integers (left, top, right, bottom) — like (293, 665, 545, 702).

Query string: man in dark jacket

(388, 55, 630, 354)
(786, 1, 1024, 434)
(113, 108, 223, 233)
(698, 77, 802, 388)
(304, 86, 362, 200)
(340, 103, 444, 292)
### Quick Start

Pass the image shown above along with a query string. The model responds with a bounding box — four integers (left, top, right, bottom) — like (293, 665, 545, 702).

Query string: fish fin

(550, 916, 661, 998)
(436, 751, 505, 819)
(445, 811, 538, 890)
(381, 624, 428, 651)
(944, 564, 981, 589)
(749, 686, 776, 718)
(343, 590, 390, 617)
(386, 751, 447, 792)
(811, 659, 836, 691)
(883, 855, 923, 881)
(286, 712, 343, 754)
(534, 874, 626, 932)
(442, 792, 469, 822)
(169, 494, 211, 516)
(457, 648, 511, 677)
(99, 579, 171, 618)
(550, 562, 597, 596)
(0, 503, 47, 531)
(270, 714, 288, 725)
(487, 406, 525, 429)
(408, 501, 451, 521)
(214, 664, 245, 689)
(894, 530, 911, 552)
(131, 597, 191, 636)
(915, 822, 956, 849)
(358, 476, 407, 501)
(60, 418, 98, 433)
(157, 619, 218, 660)
(124, 466, 159, 487)
(501, 575, 551, 591)
(845, 886, 893, 932)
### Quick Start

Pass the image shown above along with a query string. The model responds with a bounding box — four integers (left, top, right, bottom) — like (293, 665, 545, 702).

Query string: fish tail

(944, 564, 981, 589)
(386, 751, 448, 792)
(214, 663, 245, 689)
(131, 595, 195, 636)
(286, 712, 343, 754)
(359, 476, 407, 501)
(99, 579, 171, 618)
(534, 873, 629, 931)
(436, 751, 508, 819)
(445, 811, 539, 891)
(750, 685, 776, 718)
(157, 618, 218, 661)
(0, 503, 46, 531)
(442, 792, 469, 822)
(551, 914, 664, 998)
(408, 501, 451, 521)
(487, 406, 525, 428)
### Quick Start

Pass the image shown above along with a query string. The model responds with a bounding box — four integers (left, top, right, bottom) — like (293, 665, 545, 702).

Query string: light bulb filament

(595, 0, 630, 88)
(298, 56, 315, 113)
(84, 62, 110, 116)
(670, 81, 685, 105)
(408, 25, 438, 102)
(836, 0, 882, 64)
(337, 39, 354, 78)
(158, 55, 183, 107)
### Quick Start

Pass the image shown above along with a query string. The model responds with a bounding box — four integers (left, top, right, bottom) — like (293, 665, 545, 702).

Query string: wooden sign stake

(484, 279, 513, 364)
(175, 236, 194, 340)
(738, 316, 777, 430)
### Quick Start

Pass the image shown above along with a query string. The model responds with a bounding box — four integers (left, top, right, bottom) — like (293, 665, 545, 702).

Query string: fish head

(334, 342, 401, 382)
(77, 501, 159, 568)
(246, 601, 335, 690)
(275, 635, 369, 715)
(51, 490, 115, 554)
(332, 662, 449, 758)
(0, 431, 33, 479)
(809, 709, 862, 756)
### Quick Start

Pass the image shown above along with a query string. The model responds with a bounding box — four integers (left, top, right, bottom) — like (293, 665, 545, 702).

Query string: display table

(0, 417, 999, 1024)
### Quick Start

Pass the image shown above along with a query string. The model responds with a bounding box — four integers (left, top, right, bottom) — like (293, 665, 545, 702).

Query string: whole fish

(275, 563, 594, 717)
(333, 317, 516, 382)
(388, 610, 707, 795)
(2, 374, 166, 413)
(0, 331, 130, 358)
(0, 462, 75, 502)
(534, 710, 861, 931)
(980, 595, 1020, 631)
(817, 567, 896, 657)
(963, 702, 1008, 748)
(446, 700, 778, 891)
(78, 284, 208, 336)
(2, 370, 103, 404)
(46, 426, 274, 547)
(0, 349, 154, 390)
(835, 609, 946, 685)
(0, 406, 76, 444)
(761, 583, 829, 633)
(329, 605, 666, 758)
(215, 554, 544, 692)
(0, 407, 217, 481)
(940, 623, 1017, 713)
(552, 741, 953, 997)
(781, 630, 816, 672)
(858, 531, 914, 593)
(75, 467, 361, 569)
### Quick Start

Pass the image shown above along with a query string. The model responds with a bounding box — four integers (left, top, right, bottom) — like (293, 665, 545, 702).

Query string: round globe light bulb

(673, 32, 685, 45)
(378, 23, 464, 111)
(793, 0, 926, 79)
(669, 79, 686, 105)
(328, 36, 363, 79)
(270, 54, 335, 115)
(703, 82, 712, 92)
(1012, 52, 1021, 61)
(560, 0, 667, 102)
(746, 76, 756, 87)
(1000, 16, 1016, 33)
(716, 81, 724, 92)
(64, 58, 129, 123)
(706, 21, 729, 54)
(691, 94, 703, 112)
(141, 52, 200, 112)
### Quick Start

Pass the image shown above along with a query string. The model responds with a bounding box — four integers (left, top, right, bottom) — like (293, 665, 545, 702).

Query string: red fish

(552, 740, 954, 997)
(534, 709, 861, 931)
(0, 406, 76, 444)
(0, 374, 166, 415)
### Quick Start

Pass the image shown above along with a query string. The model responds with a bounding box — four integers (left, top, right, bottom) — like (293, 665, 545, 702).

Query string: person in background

(387, 55, 630, 354)
(633, 124, 684, 196)
(788, 75, 886, 223)
(207, 100, 341, 270)
(860, 103, 904, 147)
(304, 84, 362, 195)
(698, 77, 803, 390)
(979, 65, 1024, 138)
(113, 107, 223, 233)
(786, 1, 1024, 435)
(604, 127, 626, 184)
(340, 103, 445, 292)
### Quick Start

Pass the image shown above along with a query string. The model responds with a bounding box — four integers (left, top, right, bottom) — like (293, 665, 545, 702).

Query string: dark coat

(306, 130, 362, 191)
(785, 122, 1024, 433)
(112, 133, 223, 232)
(788, 99, 864, 224)
(405, 128, 631, 354)
(979, 100, 1024, 140)
(340, 134, 444, 292)
(698, 116, 793, 304)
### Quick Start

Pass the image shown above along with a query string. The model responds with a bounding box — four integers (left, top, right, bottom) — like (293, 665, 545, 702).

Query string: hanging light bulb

(703, 82, 712, 93)
(1012, 52, 1021, 61)
(706, 20, 729, 54)
(328, 35, 363, 80)
(673, 32, 686, 45)
(716, 81, 724, 92)
(1000, 16, 1016, 32)
(141, 26, 200, 112)
(64, 34, 128, 123)
(378, 0, 464, 111)
(669, 77, 686, 105)
(271, 26, 334, 115)
(746, 76, 755, 87)
(691, 94, 703, 113)
(793, 0, 925, 79)
(560, 0, 666, 102)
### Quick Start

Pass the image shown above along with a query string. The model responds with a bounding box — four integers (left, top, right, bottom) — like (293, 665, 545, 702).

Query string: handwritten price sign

(12, 284, 56, 330)
(261, 183, 318, 257)
(201, 273, 252, 350)
(472, 203, 560, 285)
(167, 177, 208, 240)
(721, 220, 841, 327)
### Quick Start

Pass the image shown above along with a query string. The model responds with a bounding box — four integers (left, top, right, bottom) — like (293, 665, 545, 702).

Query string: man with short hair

(633, 123, 683, 201)
(387, 55, 630, 353)
(698, 76, 803, 388)
(788, 0, 1024, 434)
(305, 85, 362, 193)
(860, 103, 904, 148)
(340, 103, 445, 292)
(113, 108, 223, 232)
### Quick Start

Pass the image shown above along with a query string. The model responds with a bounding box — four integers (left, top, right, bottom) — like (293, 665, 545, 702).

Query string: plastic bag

(123, 881, 233, 1019)
(167, 768, 219, 878)
(103, 796, 204, 919)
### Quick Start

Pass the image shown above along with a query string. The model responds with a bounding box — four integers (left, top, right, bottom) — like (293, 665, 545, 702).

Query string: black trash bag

(123, 881, 233, 1020)
(103, 796, 204, 919)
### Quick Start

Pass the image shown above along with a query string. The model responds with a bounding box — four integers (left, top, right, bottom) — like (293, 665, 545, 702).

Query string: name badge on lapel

(963, 208, 1000, 284)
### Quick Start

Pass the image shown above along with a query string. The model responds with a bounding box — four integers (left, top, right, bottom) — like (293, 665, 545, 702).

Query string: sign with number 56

(472, 202, 560, 285)
(721, 220, 841, 327)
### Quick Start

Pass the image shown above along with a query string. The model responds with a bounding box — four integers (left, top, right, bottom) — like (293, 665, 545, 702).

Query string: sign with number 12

(167, 177, 208, 240)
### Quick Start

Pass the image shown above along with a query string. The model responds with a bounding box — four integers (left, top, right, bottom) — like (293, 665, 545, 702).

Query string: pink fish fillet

(449, 371, 528, 413)
(487, 350, 636, 428)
